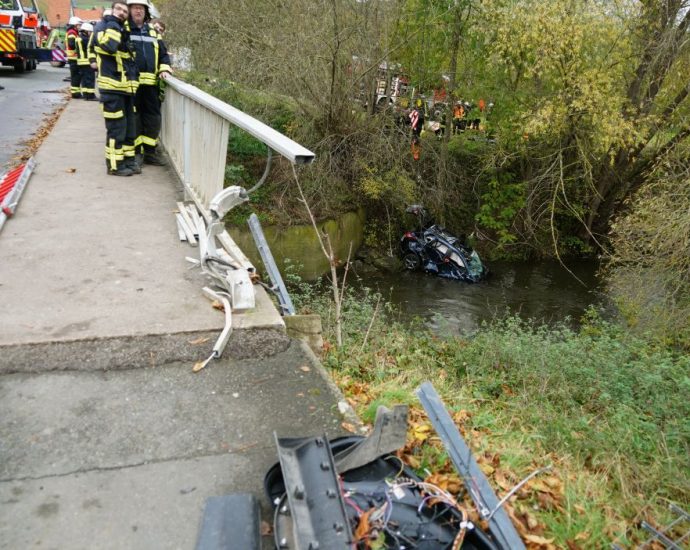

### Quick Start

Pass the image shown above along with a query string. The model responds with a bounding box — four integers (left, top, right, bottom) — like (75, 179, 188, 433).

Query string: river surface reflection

(352, 259, 605, 336)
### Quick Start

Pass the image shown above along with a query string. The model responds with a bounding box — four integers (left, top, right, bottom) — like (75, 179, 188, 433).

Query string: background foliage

(161, 0, 690, 339)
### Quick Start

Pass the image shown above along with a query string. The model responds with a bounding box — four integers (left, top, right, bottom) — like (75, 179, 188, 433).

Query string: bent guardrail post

(248, 213, 295, 316)
(416, 381, 526, 550)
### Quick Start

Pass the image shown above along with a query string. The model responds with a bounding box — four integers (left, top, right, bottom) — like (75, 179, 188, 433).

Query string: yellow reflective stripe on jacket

(138, 73, 157, 85)
(76, 38, 91, 65)
(102, 28, 121, 43)
(97, 75, 139, 93)
(94, 46, 131, 59)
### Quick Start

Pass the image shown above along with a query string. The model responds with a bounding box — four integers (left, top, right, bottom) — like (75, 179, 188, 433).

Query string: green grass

(291, 280, 690, 547)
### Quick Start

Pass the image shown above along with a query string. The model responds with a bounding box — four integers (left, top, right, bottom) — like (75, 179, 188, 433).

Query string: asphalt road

(0, 63, 68, 170)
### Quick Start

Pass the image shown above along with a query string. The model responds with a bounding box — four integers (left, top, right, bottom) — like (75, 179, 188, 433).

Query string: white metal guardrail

(160, 75, 315, 271)
(161, 75, 314, 213)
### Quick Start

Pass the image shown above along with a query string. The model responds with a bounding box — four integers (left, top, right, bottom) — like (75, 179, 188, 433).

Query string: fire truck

(0, 0, 40, 73)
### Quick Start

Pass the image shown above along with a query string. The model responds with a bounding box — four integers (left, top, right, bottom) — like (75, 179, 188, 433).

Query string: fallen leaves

(524, 534, 555, 547)
(299, 365, 311, 372)
(11, 102, 67, 164)
(424, 472, 463, 494)
(341, 421, 358, 433)
(411, 422, 432, 442)
(188, 336, 210, 345)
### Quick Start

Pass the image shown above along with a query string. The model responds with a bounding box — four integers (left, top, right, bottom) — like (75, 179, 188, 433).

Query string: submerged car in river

(400, 205, 487, 282)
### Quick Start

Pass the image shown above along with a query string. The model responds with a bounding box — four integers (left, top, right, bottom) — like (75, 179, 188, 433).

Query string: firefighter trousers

(78, 65, 95, 99)
(69, 60, 81, 97)
(134, 84, 162, 154)
(100, 92, 137, 172)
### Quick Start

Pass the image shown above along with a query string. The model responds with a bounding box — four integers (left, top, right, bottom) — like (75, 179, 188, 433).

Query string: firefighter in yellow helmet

(93, 1, 140, 176)
(126, 0, 172, 167)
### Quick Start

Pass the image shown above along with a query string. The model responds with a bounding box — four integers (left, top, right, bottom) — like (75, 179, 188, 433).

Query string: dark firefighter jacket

(76, 32, 91, 66)
(124, 21, 171, 86)
(65, 27, 78, 61)
(93, 15, 139, 94)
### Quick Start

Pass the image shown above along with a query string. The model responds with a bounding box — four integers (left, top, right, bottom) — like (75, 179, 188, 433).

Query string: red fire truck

(0, 0, 40, 73)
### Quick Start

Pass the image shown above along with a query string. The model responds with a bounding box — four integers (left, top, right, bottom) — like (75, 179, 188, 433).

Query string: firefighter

(76, 22, 96, 100)
(126, 0, 172, 167)
(65, 16, 82, 98)
(93, 1, 140, 176)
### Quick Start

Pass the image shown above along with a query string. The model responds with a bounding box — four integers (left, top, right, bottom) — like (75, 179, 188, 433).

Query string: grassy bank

(294, 281, 690, 548)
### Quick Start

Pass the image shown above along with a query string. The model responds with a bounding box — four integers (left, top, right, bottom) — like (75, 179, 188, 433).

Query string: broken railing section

(162, 76, 315, 367)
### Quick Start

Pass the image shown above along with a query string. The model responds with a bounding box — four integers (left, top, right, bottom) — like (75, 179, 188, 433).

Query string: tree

(606, 151, 690, 348)
(479, 0, 690, 250)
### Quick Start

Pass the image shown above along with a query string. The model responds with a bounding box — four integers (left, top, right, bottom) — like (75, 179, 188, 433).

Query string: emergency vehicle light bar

(165, 75, 315, 165)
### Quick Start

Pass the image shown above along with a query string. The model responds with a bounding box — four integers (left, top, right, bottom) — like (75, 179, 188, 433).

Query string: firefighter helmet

(80, 22, 93, 32)
(126, 0, 152, 6)
(68, 16, 83, 25)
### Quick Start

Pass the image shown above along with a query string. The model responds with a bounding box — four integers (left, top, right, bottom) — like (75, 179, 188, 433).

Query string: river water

(230, 216, 605, 335)
(351, 259, 604, 336)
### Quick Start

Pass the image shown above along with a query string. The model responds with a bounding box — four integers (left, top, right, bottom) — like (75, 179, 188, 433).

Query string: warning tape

(52, 48, 66, 62)
(0, 165, 25, 204)
(0, 28, 17, 53)
(0, 158, 35, 234)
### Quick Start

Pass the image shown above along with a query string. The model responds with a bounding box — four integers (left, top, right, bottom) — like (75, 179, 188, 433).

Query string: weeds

(291, 280, 690, 547)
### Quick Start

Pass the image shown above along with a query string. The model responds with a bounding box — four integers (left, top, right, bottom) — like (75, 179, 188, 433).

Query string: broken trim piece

(194, 287, 233, 372)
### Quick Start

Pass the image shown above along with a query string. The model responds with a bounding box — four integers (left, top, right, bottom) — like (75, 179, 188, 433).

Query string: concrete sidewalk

(0, 99, 350, 549)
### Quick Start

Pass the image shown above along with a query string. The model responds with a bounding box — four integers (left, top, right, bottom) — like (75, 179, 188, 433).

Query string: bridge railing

(160, 76, 315, 267)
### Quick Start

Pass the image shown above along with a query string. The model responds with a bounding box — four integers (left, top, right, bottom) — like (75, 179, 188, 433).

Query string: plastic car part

(274, 434, 352, 549)
(266, 435, 499, 550)
(195, 493, 261, 550)
(334, 405, 408, 474)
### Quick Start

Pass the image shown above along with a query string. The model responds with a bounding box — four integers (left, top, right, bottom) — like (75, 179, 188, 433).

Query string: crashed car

(400, 205, 487, 282)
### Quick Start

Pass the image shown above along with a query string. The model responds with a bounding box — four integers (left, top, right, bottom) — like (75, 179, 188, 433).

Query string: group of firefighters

(406, 98, 491, 160)
(65, 0, 171, 176)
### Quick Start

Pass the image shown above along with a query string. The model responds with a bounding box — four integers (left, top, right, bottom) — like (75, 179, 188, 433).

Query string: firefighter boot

(105, 160, 134, 177)
(124, 156, 142, 175)
(143, 147, 167, 166)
